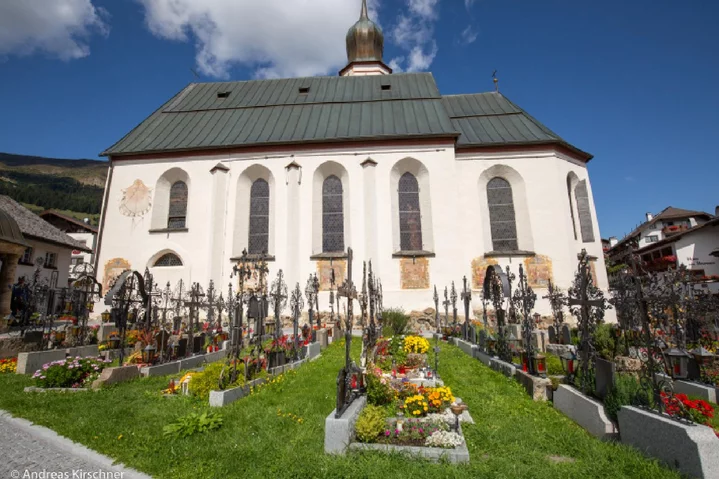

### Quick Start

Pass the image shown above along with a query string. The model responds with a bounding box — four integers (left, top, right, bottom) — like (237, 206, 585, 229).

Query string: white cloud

(0, 0, 108, 60)
(138, 0, 381, 79)
(388, 56, 404, 72)
(389, 0, 440, 72)
(464, 0, 476, 9)
(459, 25, 478, 45)
(408, 0, 439, 20)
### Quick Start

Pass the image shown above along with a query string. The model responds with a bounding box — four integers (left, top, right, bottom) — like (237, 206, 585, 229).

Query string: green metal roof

(103, 73, 589, 159)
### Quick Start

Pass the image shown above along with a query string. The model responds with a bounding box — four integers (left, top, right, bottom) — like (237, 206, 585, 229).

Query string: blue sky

(0, 0, 717, 239)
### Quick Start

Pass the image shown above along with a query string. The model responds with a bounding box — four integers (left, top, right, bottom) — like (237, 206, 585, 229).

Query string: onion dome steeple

(341, 0, 391, 76)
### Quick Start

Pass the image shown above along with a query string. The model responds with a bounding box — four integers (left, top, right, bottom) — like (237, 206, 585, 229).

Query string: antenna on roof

(492, 70, 499, 92)
(190, 68, 200, 81)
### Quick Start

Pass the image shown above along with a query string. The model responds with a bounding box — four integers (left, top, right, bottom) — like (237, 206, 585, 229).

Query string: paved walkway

(0, 411, 150, 479)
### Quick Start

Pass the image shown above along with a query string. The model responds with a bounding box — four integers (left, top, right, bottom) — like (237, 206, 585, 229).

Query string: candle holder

(450, 402, 468, 432)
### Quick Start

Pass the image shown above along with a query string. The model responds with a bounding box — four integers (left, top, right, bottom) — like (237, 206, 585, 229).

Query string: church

(94, 0, 609, 319)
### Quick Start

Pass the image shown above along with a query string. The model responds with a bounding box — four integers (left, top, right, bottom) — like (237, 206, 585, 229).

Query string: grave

(618, 406, 719, 479)
(531, 330, 548, 353)
(91, 365, 140, 389)
(514, 369, 552, 401)
(594, 357, 616, 400)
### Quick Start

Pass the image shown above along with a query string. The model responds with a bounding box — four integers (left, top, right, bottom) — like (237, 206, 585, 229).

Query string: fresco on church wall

(103, 258, 131, 294)
(119, 179, 152, 217)
(316, 259, 347, 291)
(400, 257, 430, 290)
(524, 254, 553, 289)
(471, 257, 498, 290)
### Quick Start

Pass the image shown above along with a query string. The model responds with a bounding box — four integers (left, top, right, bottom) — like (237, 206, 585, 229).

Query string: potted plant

(266, 335, 289, 368)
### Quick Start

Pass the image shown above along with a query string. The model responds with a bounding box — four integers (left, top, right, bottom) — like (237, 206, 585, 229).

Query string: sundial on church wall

(119, 179, 152, 217)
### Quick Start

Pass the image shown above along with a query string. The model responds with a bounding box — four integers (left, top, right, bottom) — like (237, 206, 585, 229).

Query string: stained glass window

(487, 177, 518, 251)
(248, 179, 270, 254)
(322, 175, 344, 253)
(575, 180, 595, 243)
(168, 181, 188, 229)
(567, 177, 577, 240)
(398, 172, 423, 251)
(154, 253, 182, 267)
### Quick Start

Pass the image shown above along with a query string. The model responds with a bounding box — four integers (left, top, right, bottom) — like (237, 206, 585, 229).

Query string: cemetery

(0, 247, 716, 477)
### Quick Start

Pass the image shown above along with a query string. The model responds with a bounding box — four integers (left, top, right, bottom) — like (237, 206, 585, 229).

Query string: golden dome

(345, 0, 384, 63)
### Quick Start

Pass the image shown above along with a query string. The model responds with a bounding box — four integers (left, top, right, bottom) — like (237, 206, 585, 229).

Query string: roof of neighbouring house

(608, 206, 714, 253)
(0, 196, 92, 252)
(101, 73, 589, 159)
(39, 210, 98, 234)
(636, 216, 719, 254)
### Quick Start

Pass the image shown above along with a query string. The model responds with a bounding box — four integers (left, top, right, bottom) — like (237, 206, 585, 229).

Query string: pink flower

(419, 428, 424, 433)
(385, 430, 390, 437)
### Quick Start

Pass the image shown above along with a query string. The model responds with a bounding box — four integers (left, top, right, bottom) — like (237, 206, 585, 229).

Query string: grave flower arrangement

(33, 356, 112, 388)
(403, 335, 430, 354)
(0, 357, 18, 374)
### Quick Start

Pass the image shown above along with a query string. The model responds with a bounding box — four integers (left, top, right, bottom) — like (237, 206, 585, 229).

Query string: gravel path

(0, 410, 150, 479)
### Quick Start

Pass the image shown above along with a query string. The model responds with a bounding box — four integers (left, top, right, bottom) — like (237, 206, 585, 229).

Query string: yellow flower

(117, 434, 123, 440)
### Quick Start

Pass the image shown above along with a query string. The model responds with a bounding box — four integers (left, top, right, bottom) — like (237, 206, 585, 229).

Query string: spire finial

(492, 69, 499, 92)
(360, 0, 369, 20)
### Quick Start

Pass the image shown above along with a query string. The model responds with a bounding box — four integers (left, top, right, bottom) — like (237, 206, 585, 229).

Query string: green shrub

(384, 308, 410, 336)
(33, 356, 110, 388)
(593, 324, 617, 360)
(604, 373, 641, 422)
(163, 411, 223, 439)
(189, 361, 245, 401)
(366, 372, 395, 406)
(355, 405, 387, 443)
(544, 352, 564, 376)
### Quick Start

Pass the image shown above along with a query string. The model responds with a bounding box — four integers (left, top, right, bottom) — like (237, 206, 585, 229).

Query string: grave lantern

(533, 354, 547, 377)
(533, 313, 541, 326)
(108, 334, 120, 350)
(663, 348, 690, 379)
(486, 333, 497, 355)
(560, 350, 577, 381)
(101, 311, 111, 323)
(142, 344, 156, 364)
(64, 299, 73, 313)
(86, 301, 95, 313)
(507, 332, 520, 353)
(691, 346, 714, 373)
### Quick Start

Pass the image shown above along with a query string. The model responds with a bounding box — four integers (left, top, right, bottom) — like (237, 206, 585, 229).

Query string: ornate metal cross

(442, 286, 450, 331)
(450, 281, 458, 326)
(203, 280, 220, 330)
(269, 270, 288, 339)
(290, 282, 304, 349)
(337, 248, 358, 370)
(305, 274, 317, 329)
(461, 276, 471, 341)
(513, 264, 537, 374)
(184, 282, 205, 357)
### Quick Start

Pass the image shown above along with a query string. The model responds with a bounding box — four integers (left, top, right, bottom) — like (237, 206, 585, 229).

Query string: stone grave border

(654, 373, 718, 404)
(553, 385, 618, 440)
(209, 342, 321, 408)
(16, 345, 100, 375)
(618, 406, 719, 479)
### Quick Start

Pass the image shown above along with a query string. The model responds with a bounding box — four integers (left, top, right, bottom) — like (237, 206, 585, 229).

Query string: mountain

(0, 152, 108, 220)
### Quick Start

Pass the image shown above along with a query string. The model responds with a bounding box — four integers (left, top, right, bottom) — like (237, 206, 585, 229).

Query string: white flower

(425, 430, 463, 448)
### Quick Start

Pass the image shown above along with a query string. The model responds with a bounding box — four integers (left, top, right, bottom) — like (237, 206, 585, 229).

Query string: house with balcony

(606, 206, 719, 290)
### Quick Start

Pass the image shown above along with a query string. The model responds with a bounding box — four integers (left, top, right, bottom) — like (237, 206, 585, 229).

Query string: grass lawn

(0, 341, 679, 479)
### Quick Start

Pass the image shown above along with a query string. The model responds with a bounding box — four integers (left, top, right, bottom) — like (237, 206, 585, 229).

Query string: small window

(299, 87, 310, 94)
(217, 91, 230, 99)
(381, 84, 391, 91)
(154, 253, 183, 267)
(44, 252, 57, 269)
(19, 247, 33, 264)
(645, 235, 659, 243)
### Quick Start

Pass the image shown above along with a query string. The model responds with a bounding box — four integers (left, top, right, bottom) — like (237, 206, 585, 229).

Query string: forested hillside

(0, 152, 107, 217)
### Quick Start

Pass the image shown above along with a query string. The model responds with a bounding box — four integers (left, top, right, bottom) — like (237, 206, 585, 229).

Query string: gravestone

(469, 326, 477, 345)
(172, 317, 182, 332)
(176, 338, 187, 357)
(478, 330, 487, 351)
(531, 330, 547, 353)
(560, 325, 572, 345)
(332, 324, 341, 342)
(155, 331, 170, 355)
(508, 324, 522, 340)
(594, 357, 616, 400)
(687, 357, 701, 381)
(22, 331, 44, 346)
(548, 326, 558, 345)
(193, 333, 205, 354)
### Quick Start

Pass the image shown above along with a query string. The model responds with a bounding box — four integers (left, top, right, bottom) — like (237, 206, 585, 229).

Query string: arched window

(567, 176, 577, 240)
(487, 177, 518, 251)
(154, 253, 183, 267)
(398, 172, 423, 251)
(248, 179, 270, 254)
(168, 181, 188, 229)
(322, 175, 344, 252)
(575, 180, 595, 242)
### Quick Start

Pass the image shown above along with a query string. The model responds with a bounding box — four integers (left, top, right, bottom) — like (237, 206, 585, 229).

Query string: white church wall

(97, 144, 613, 322)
